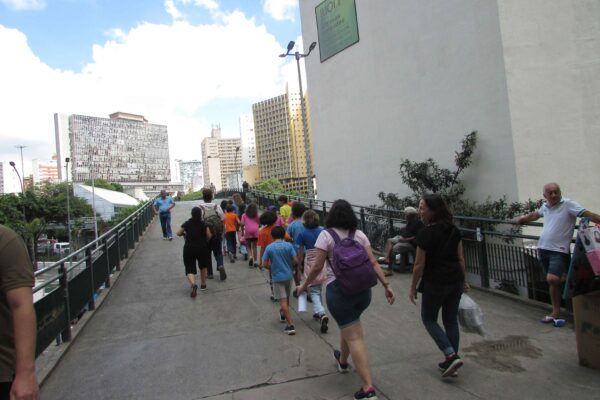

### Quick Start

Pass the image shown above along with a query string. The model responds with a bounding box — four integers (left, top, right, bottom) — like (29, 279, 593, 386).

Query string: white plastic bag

(458, 294, 486, 336)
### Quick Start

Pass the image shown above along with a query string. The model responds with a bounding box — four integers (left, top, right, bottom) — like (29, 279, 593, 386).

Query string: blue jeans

(421, 280, 463, 356)
(208, 236, 224, 276)
(225, 231, 237, 256)
(159, 212, 172, 238)
(309, 284, 325, 315)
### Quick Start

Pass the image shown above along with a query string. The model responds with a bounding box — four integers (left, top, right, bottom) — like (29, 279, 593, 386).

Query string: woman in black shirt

(177, 207, 213, 297)
(409, 194, 469, 378)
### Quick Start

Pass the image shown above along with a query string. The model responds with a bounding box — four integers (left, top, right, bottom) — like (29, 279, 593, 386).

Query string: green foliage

(181, 191, 204, 201)
(254, 178, 285, 194)
(84, 178, 123, 192)
(110, 206, 141, 226)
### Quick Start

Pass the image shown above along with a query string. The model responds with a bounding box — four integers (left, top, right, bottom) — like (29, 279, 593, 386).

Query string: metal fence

(33, 200, 154, 357)
(247, 190, 559, 306)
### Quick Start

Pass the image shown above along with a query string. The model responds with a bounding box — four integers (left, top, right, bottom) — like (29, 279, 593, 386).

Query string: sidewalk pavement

(40, 201, 600, 400)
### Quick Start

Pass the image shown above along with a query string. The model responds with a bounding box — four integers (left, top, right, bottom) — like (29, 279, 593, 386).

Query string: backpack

(201, 203, 224, 237)
(326, 229, 378, 295)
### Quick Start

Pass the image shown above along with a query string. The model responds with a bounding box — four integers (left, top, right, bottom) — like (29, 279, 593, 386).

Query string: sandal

(540, 316, 555, 324)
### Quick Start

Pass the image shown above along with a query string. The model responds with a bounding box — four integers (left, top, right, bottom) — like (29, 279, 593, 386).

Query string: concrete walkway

(40, 201, 600, 399)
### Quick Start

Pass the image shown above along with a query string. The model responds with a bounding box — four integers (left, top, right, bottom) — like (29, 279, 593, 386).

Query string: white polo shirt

(538, 198, 585, 254)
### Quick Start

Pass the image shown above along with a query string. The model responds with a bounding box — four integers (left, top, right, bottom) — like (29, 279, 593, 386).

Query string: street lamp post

(90, 148, 99, 243)
(235, 146, 241, 190)
(15, 145, 27, 190)
(65, 157, 72, 246)
(280, 40, 317, 199)
(9, 161, 26, 222)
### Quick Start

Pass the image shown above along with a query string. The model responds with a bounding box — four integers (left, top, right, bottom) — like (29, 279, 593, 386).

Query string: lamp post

(15, 145, 27, 190)
(65, 157, 72, 246)
(280, 40, 317, 199)
(89, 148, 99, 243)
(235, 146, 241, 190)
(9, 161, 26, 222)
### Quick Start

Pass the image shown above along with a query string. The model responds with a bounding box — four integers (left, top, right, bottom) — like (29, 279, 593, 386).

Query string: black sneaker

(279, 311, 286, 323)
(249, 258, 254, 267)
(320, 315, 329, 333)
(354, 386, 378, 400)
(253, 263, 259, 269)
(207, 274, 214, 280)
(440, 354, 463, 378)
(438, 361, 458, 377)
(284, 325, 296, 335)
(218, 265, 227, 281)
(190, 284, 198, 298)
(312, 313, 320, 321)
(333, 349, 351, 373)
(270, 295, 276, 302)
(199, 284, 207, 291)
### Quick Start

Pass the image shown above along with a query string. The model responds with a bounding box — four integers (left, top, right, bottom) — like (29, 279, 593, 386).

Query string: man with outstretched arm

(154, 190, 176, 241)
(516, 182, 600, 323)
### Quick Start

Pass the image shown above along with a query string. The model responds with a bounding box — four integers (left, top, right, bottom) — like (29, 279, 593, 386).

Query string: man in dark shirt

(382, 207, 424, 276)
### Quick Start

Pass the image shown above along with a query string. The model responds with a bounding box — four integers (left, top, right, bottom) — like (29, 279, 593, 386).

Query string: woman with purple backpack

(296, 199, 394, 400)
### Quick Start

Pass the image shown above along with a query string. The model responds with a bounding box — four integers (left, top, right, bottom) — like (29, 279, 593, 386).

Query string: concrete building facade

(32, 156, 59, 185)
(201, 126, 241, 191)
(178, 160, 203, 194)
(299, 0, 600, 209)
(239, 114, 257, 168)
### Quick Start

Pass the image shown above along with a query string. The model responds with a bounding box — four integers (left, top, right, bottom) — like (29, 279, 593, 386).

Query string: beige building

(201, 125, 241, 191)
(300, 0, 600, 209)
(252, 85, 313, 194)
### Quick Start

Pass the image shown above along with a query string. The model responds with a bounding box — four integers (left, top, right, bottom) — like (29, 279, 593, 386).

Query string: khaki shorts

(272, 280, 292, 300)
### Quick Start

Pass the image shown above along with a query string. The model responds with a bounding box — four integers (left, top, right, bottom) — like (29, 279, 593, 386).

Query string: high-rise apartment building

(239, 114, 257, 167)
(201, 125, 241, 191)
(178, 160, 203, 193)
(252, 85, 313, 194)
(32, 155, 59, 185)
(55, 112, 176, 197)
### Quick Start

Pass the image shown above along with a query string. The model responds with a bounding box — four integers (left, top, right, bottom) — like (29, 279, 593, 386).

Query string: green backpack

(202, 203, 224, 236)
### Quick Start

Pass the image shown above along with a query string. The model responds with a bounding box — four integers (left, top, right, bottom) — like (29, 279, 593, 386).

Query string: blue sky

(0, 0, 308, 191)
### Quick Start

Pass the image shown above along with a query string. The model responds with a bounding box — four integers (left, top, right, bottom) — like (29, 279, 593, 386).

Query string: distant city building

(32, 155, 59, 185)
(252, 85, 313, 194)
(54, 112, 175, 198)
(201, 125, 241, 191)
(178, 160, 203, 193)
(239, 114, 257, 167)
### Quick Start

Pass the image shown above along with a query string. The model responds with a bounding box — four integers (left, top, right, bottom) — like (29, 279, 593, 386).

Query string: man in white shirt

(516, 183, 600, 322)
(198, 188, 226, 280)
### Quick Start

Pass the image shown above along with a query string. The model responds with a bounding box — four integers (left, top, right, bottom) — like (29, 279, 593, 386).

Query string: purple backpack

(327, 229, 378, 295)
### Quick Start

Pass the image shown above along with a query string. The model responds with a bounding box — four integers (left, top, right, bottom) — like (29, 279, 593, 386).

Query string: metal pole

(65, 158, 72, 247)
(295, 53, 313, 199)
(90, 149, 99, 243)
(16, 145, 27, 190)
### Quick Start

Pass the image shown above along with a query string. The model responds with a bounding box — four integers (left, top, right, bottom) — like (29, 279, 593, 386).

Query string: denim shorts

(538, 249, 570, 277)
(326, 280, 371, 329)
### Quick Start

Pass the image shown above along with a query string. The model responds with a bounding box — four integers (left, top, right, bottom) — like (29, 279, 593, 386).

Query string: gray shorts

(272, 280, 292, 300)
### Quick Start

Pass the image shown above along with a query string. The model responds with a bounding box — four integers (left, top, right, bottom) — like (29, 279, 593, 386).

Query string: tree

(254, 178, 285, 194)
(83, 178, 123, 192)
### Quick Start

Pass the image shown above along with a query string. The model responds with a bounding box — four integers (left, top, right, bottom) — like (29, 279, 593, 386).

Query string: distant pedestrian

(516, 182, 600, 322)
(278, 195, 292, 228)
(198, 188, 227, 281)
(296, 199, 394, 400)
(224, 204, 240, 263)
(176, 207, 213, 296)
(0, 225, 40, 400)
(154, 190, 175, 240)
(241, 203, 260, 268)
(409, 194, 469, 378)
(295, 210, 329, 333)
(262, 226, 299, 335)
(232, 192, 246, 217)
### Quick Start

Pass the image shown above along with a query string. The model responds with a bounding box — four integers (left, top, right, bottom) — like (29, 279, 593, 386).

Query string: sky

(0, 0, 308, 192)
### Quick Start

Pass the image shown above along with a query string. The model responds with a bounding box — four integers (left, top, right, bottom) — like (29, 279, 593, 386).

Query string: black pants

(0, 381, 12, 400)
(207, 235, 224, 276)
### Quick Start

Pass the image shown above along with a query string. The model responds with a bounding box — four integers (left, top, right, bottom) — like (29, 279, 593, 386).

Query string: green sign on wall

(315, 0, 359, 62)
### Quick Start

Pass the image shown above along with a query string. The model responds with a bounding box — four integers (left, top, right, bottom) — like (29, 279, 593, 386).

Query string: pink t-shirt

(314, 228, 371, 285)
(241, 214, 260, 239)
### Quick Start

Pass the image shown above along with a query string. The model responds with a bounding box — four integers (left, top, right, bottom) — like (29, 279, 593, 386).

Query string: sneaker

(270, 295, 276, 302)
(437, 361, 458, 377)
(207, 274, 214, 280)
(354, 387, 378, 399)
(284, 325, 296, 335)
(253, 263, 259, 269)
(168, 237, 173, 241)
(312, 313, 320, 321)
(279, 311, 286, 323)
(199, 284, 207, 291)
(320, 315, 329, 333)
(249, 258, 254, 267)
(229, 255, 235, 263)
(218, 265, 227, 281)
(440, 354, 463, 378)
(190, 284, 198, 298)
(333, 349, 351, 373)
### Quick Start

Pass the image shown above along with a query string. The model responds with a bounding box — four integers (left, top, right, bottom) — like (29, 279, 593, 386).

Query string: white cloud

(1, 0, 45, 11)
(0, 13, 299, 190)
(263, 0, 297, 22)
(164, 0, 184, 20)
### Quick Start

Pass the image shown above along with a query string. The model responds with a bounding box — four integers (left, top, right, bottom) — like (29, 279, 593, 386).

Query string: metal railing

(33, 200, 154, 357)
(247, 190, 560, 306)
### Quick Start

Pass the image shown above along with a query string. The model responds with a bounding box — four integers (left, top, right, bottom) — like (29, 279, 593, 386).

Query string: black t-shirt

(416, 222, 463, 285)
(181, 219, 208, 248)
(399, 219, 425, 246)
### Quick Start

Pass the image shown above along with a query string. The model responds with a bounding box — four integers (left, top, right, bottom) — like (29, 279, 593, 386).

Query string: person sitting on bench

(382, 206, 424, 276)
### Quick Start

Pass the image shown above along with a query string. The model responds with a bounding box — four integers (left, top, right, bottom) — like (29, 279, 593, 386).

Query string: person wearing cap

(381, 206, 424, 276)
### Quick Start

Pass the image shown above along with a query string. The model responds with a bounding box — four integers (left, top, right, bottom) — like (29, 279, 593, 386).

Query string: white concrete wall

(498, 0, 600, 210)
(300, 0, 518, 206)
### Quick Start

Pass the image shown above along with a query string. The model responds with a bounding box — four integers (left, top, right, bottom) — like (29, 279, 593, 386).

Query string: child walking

(262, 226, 298, 335)
(295, 210, 329, 333)
(176, 207, 213, 297)
(223, 204, 240, 263)
(286, 202, 307, 286)
(241, 202, 260, 268)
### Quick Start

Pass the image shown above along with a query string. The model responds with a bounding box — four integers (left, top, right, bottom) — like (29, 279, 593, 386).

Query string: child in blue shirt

(263, 226, 298, 335)
(286, 202, 307, 286)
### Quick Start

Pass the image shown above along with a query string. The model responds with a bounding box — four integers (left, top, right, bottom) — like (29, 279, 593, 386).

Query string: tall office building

(32, 155, 59, 185)
(201, 125, 241, 191)
(55, 112, 177, 197)
(178, 160, 203, 193)
(252, 85, 313, 194)
(239, 114, 257, 167)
